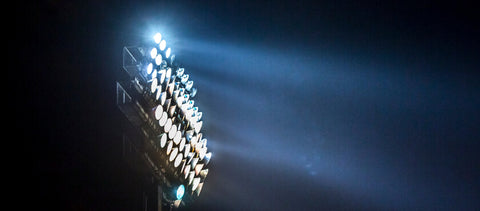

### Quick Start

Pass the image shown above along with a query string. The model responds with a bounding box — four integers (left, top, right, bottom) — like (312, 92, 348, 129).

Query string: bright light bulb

(169, 147, 178, 162)
(174, 153, 183, 167)
(174, 131, 182, 145)
(160, 40, 166, 51)
(155, 54, 162, 65)
(147, 63, 153, 74)
(192, 177, 200, 191)
(150, 47, 157, 59)
(154, 33, 162, 44)
(160, 133, 167, 148)
(166, 47, 171, 58)
(166, 140, 173, 155)
(155, 106, 163, 120)
(159, 111, 168, 126)
(176, 184, 185, 200)
(151, 78, 158, 93)
(169, 124, 177, 139)
(164, 118, 172, 132)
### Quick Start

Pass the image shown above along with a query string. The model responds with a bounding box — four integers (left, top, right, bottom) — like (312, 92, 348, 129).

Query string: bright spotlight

(147, 63, 153, 75)
(150, 47, 157, 59)
(155, 54, 162, 65)
(154, 33, 162, 44)
(176, 185, 185, 200)
(160, 40, 166, 51)
(166, 47, 171, 58)
(154, 106, 163, 120)
(116, 31, 211, 209)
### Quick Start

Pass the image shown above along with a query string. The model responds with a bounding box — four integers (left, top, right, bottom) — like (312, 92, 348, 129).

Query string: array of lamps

(145, 33, 210, 202)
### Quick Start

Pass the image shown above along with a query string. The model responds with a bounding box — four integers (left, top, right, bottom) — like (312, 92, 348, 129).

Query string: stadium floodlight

(160, 133, 167, 148)
(155, 54, 162, 65)
(169, 147, 178, 162)
(154, 33, 162, 44)
(150, 47, 158, 59)
(166, 140, 173, 155)
(185, 80, 193, 91)
(164, 118, 172, 132)
(199, 169, 208, 181)
(159, 111, 168, 126)
(183, 144, 190, 158)
(203, 152, 212, 166)
(181, 74, 189, 84)
(166, 47, 171, 58)
(174, 131, 182, 145)
(188, 172, 195, 185)
(179, 137, 185, 151)
(169, 124, 177, 139)
(154, 106, 163, 120)
(116, 31, 211, 209)
(147, 63, 153, 74)
(194, 163, 204, 176)
(166, 67, 172, 80)
(174, 153, 183, 167)
(151, 78, 158, 93)
(176, 185, 185, 200)
(176, 68, 184, 77)
(195, 183, 204, 197)
(192, 177, 201, 191)
(160, 40, 167, 51)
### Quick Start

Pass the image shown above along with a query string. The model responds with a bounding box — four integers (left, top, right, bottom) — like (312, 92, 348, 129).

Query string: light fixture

(176, 185, 185, 200)
(166, 47, 171, 58)
(155, 105, 163, 120)
(154, 33, 162, 44)
(155, 54, 162, 65)
(160, 40, 166, 51)
(150, 47, 158, 59)
(147, 63, 153, 74)
(117, 31, 212, 208)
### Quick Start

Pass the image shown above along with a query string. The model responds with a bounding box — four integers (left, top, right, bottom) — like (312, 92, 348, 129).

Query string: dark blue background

(24, 0, 479, 210)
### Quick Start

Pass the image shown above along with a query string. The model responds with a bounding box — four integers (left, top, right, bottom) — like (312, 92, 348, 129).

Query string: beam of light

(176, 38, 477, 210)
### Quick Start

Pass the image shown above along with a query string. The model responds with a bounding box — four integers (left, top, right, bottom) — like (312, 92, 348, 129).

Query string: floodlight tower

(116, 33, 211, 210)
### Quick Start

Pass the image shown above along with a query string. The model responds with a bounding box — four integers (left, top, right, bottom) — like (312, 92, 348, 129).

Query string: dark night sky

(20, 0, 479, 210)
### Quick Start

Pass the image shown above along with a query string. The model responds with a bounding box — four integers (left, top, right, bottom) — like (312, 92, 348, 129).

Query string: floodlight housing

(116, 32, 211, 209)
